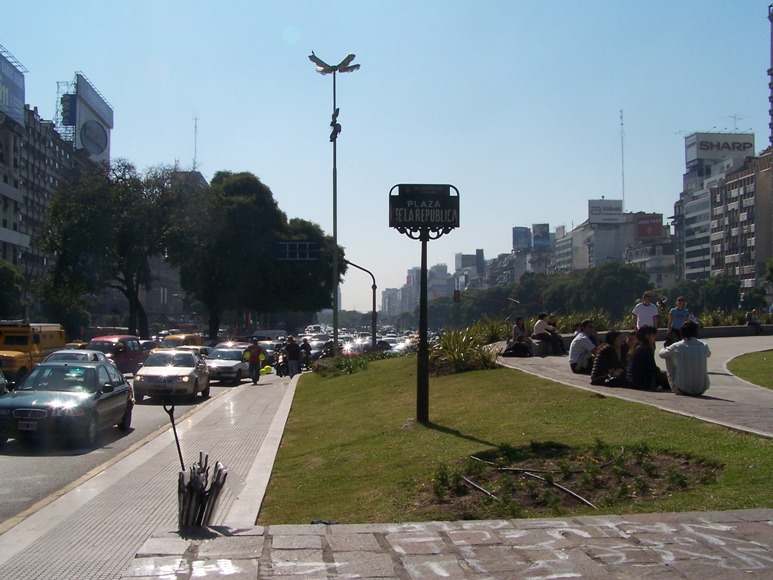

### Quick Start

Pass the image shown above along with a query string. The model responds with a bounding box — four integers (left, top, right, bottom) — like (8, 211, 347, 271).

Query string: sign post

(389, 184, 459, 424)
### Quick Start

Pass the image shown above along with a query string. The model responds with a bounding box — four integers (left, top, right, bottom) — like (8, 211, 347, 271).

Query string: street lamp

(308, 51, 361, 356)
(344, 259, 377, 350)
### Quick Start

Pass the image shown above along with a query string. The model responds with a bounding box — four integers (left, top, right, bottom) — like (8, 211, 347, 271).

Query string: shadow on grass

(423, 422, 498, 447)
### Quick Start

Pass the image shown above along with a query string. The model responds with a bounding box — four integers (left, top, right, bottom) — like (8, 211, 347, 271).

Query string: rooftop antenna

(193, 112, 199, 170)
(620, 110, 625, 212)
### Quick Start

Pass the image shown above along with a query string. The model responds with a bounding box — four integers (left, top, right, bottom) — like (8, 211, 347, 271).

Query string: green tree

(167, 171, 342, 338)
(0, 261, 24, 318)
(33, 275, 91, 339)
(42, 160, 163, 337)
(698, 276, 741, 313)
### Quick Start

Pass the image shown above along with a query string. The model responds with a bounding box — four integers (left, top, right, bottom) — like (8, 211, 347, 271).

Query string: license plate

(18, 420, 38, 431)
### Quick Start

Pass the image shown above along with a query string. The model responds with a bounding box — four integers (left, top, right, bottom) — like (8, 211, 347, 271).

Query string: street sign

(389, 184, 459, 231)
(274, 241, 321, 261)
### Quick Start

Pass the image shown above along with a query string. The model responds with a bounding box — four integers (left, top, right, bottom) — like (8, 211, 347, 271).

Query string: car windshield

(18, 366, 97, 392)
(145, 352, 196, 367)
(209, 349, 242, 361)
(85, 341, 115, 354)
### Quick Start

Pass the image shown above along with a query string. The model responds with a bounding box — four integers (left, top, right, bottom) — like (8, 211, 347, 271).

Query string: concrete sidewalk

(498, 335, 773, 439)
(0, 338, 771, 579)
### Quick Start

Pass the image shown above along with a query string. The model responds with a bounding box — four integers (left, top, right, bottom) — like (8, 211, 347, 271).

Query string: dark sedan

(0, 361, 134, 448)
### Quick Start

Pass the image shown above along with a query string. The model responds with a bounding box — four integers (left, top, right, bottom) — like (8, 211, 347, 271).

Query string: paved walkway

(498, 335, 773, 439)
(0, 337, 770, 578)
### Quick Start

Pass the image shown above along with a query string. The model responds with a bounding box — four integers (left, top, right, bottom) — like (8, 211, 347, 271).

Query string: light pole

(308, 51, 360, 356)
(344, 259, 377, 350)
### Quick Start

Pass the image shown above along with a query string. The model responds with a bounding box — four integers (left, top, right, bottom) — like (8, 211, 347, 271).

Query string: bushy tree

(43, 160, 163, 337)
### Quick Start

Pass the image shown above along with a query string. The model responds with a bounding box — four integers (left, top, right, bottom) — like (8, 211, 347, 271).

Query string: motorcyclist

(244, 338, 264, 384)
(299, 337, 312, 369)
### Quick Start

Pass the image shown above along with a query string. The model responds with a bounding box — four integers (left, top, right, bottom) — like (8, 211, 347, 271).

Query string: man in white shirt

(632, 291, 659, 329)
(658, 321, 711, 396)
(568, 319, 599, 374)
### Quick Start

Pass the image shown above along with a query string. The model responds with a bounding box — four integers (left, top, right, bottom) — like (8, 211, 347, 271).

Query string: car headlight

(180, 375, 190, 382)
(50, 403, 86, 417)
(134, 375, 144, 382)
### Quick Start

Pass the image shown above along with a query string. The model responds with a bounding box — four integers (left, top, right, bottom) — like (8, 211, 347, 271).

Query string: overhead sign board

(389, 184, 459, 230)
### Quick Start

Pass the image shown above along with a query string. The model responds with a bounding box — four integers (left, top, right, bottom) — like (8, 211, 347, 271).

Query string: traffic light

(329, 107, 341, 142)
(453, 290, 461, 303)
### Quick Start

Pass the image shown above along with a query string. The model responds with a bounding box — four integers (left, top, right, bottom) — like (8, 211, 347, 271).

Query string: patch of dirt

(418, 440, 723, 519)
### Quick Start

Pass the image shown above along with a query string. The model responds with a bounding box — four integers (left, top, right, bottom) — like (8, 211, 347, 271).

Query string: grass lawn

(258, 355, 773, 525)
(727, 350, 773, 390)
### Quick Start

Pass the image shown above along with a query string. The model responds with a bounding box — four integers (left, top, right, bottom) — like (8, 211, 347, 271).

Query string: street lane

(0, 379, 240, 525)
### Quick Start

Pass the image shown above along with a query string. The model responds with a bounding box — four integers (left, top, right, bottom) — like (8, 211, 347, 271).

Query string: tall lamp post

(308, 51, 360, 356)
(344, 259, 377, 350)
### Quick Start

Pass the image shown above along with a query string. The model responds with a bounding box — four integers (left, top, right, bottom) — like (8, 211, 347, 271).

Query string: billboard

(74, 73, 113, 162)
(685, 132, 754, 164)
(512, 226, 531, 250)
(588, 199, 623, 224)
(532, 223, 550, 248)
(0, 50, 26, 126)
(636, 214, 664, 240)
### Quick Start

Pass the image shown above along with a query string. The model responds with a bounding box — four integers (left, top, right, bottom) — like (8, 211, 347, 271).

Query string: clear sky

(3, 1, 772, 312)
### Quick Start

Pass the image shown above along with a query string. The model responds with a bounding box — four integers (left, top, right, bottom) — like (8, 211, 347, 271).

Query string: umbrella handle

(163, 401, 185, 471)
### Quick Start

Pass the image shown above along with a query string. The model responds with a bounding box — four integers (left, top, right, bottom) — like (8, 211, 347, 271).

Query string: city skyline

(3, 0, 772, 312)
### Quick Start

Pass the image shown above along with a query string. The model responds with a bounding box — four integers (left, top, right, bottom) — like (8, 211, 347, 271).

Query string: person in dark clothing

(284, 336, 302, 378)
(626, 325, 669, 390)
(590, 330, 627, 387)
(532, 312, 566, 355)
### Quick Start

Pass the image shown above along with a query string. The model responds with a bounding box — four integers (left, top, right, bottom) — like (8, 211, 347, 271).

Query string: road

(0, 378, 239, 526)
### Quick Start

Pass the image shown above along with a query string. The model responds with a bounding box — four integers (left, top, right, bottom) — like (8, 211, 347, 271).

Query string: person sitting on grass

(657, 320, 711, 396)
(568, 319, 599, 374)
(626, 325, 669, 391)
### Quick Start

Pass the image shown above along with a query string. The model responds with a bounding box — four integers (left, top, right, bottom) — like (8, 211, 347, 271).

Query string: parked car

(85, 335, 146, 375)
(205, 348, 249, 384)
(0, 361, 134, 447)
(43, 349, 118, 368)
(133, 350, 210, 403)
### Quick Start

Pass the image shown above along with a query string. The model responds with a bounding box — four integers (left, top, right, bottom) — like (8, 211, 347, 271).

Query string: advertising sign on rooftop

(636, 213, 664, 240)
(685, 132, 754, 164)
(588, 199, 623, 224)
(532, 223, 550, 248)
(0, 50, 26, 126)
(512, 226, 531, 250)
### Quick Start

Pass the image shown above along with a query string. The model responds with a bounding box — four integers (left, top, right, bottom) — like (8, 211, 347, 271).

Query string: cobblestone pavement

(124, 510, 773, 578)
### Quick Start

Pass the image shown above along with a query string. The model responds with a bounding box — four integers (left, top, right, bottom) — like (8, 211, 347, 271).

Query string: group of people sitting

(507, 293, 712, 396)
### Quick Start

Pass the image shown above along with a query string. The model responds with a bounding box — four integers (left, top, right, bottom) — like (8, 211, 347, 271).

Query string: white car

(133, 350, 210, 403)
(43, 349, 118, 368)
(205, 348, 249, 384)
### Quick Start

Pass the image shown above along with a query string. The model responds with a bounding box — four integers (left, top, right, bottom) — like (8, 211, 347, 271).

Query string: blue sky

(3, 1, 772, 311)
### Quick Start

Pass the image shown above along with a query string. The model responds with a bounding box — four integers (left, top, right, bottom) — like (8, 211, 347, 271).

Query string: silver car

(133, 350, 210, 403)
(205, 348, 248, 384)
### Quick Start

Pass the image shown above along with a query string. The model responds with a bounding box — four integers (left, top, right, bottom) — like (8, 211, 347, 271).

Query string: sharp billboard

(685, 132, 754, 164)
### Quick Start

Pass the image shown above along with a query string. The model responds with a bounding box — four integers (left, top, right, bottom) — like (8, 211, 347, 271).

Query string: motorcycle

(274, 352, 289, 377)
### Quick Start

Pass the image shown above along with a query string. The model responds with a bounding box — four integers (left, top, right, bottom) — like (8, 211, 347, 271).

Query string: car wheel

(118, 402, 133, 431)
(233, 369, 242, 384)
(186, 383, 198, 403)
(201, 380, 211, 399)
(81, 414, 98, 448)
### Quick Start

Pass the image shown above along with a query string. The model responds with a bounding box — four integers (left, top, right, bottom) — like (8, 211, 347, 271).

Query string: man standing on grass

(658, 320, 711, 396)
